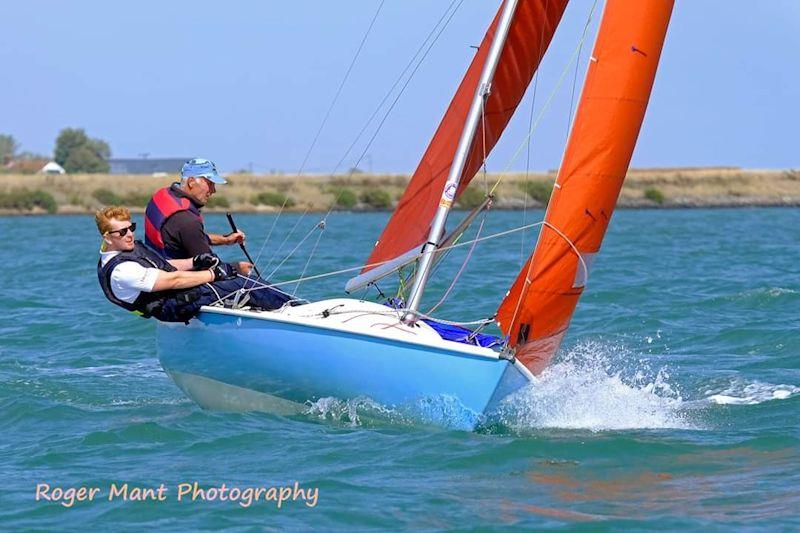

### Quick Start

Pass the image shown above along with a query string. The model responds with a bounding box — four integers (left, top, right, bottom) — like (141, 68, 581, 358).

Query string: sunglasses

(105, 222, 136, 237)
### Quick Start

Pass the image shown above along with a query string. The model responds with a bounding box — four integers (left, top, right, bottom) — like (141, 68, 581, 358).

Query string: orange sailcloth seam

(363, 0, 569, 271)
(496, 0, 675, 374)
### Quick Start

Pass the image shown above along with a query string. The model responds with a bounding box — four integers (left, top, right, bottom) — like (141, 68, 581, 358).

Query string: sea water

(1, 208, 798, 528)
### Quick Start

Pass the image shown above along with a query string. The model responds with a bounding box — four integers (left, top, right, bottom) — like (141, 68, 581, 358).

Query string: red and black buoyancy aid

(144, 184, 206, 258)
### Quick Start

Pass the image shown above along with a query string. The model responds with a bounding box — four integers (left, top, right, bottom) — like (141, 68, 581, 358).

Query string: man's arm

(208, 230, 245, 246)
(111, 262, 218, 299)
(168, 254, 254, 276)
(150, 269, 215, 292)
(167, 258, 194, 271)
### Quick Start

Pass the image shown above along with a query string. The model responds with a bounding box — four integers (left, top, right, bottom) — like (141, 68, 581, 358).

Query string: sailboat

(157, 0, 674, 428)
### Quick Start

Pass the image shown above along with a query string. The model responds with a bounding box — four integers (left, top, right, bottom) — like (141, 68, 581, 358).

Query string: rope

(204, 221, 588, 338)
(203, 279, 495, 329)
(480, 84, 489, 194)
(502, 220, 589, 345)
(300, 305, 495, 328)
(223, 1, 600, 316)
(422, 81, 491, 315)
(204, 279, 246, 308)
(233, 219, 585, 295)
(425, 213, 486, 315)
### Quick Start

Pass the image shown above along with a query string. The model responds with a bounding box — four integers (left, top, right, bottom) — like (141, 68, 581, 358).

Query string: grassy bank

(0, 167, 798, 215)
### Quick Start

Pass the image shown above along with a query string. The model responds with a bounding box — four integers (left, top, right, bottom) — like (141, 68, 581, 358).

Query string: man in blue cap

(144, 158, 250, 272)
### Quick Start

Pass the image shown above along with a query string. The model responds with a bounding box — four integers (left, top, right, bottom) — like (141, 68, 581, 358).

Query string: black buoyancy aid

(97, 241, 199, 321)
(144, 184, 207, 258)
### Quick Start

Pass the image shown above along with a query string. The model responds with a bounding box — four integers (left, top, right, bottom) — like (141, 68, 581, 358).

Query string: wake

(489, 340, 694, 432)
(301, 340, 798, 432)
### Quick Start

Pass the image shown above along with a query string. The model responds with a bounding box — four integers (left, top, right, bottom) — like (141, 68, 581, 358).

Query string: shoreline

(1, 167, 798, 215)
(2, 201, 798, 217)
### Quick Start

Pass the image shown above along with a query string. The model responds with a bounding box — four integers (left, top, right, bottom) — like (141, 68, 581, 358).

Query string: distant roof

(109, 158, 190, 175)
(40, 161, 65, 174)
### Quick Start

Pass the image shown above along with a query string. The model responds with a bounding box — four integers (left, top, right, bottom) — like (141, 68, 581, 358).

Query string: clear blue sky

(1, 1, 798, 173)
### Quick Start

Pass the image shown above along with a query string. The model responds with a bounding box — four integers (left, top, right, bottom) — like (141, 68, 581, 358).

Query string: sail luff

(361, 0, 569, 275)
(496, 0, 675, 374)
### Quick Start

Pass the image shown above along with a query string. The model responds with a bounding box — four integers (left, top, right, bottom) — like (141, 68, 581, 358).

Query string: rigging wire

(301, 0, 387, 176)
(502, 0, 601, 343)
(520, 0, 550, 268)
(242, 1, 599, 315)
(327, 0, 464, 179)
(319, 0, 467, 223)
(266, 221, 326, 281)
(293, 222, 326, 297)
(488, 0, 600, 194)
(253, 0, 466, 285)
(424, 88, 491, 312)
(206, 217, 587, 328)
(234, 219, 586, 292)
(425, 214, 486, 315)
(225, 2, 603, 324)
(249, 1, 386, 272)
(261, 213, 306, 274)
(565, 13, 587, 145)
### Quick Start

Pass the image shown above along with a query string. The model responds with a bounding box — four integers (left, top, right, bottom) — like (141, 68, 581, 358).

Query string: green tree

(0, 134, 18, 162)
(252, 191, 295, 207)
(332, 187, 357, 209)
(359, 188, 392, 209)
(519, 180, 554, 204)
(54, 128, 111, 173)
(644, 186, 665, 204)
(456, 186, 488, 209)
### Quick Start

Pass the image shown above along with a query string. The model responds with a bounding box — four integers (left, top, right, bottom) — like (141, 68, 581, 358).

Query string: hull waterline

(157, 299, 533, 428)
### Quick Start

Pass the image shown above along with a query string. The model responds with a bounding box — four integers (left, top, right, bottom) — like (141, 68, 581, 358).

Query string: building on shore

(40, 161, 66, 174)
(109, 158, 189, 175)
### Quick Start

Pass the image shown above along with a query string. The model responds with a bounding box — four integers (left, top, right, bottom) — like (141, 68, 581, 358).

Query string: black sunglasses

(106, 222, 136, 237)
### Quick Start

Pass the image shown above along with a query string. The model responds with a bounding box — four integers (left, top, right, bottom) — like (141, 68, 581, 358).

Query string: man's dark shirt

(161, 187, 211, 258)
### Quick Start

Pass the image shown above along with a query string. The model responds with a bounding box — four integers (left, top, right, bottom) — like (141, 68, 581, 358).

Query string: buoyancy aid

(97, 241, 201, 322)
(144, 184, 207, 258)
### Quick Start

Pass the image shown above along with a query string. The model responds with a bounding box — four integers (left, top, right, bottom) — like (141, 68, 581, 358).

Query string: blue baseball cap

(180, 158, 227, 184)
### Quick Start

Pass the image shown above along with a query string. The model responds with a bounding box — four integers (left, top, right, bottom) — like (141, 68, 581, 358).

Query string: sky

(1, 1, 798, 173)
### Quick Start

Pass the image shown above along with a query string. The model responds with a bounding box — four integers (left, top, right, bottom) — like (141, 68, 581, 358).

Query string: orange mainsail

(363, 0, 569, 271)
(496, 0, 675, 374)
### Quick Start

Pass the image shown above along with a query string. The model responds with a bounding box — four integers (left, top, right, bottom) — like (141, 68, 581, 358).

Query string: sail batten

(496, 0, 675, 374)
(362, 0, 569, 274)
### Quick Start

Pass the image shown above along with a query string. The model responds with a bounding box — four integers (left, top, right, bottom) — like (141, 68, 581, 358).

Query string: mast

(353, 0, 568, 296)
(403, 0, 520, 322)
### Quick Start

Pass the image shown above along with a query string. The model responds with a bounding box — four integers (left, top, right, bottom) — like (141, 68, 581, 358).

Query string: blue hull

(157, 308, 531, 428)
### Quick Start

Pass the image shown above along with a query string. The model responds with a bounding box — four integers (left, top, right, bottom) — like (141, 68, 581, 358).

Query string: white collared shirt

(100, 251, 159, 303)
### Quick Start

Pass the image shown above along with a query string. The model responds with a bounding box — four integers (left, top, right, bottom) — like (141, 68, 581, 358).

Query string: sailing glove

(193, 253, 220, 270)
(211, 263, 237, 281)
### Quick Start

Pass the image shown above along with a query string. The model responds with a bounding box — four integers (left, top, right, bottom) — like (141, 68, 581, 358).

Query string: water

(1, 208, 798, 528)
